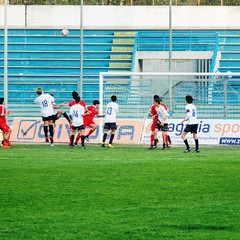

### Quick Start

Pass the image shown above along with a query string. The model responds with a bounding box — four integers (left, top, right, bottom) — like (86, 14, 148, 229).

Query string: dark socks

(102, 133, 107, 143)
(70, 135, 74, 145)
(168, 135, 172, 144)
(44, 126, 48, 138)
(184, 139, 190, 150)
(49, 125, 54, 143)
(109, 134, 115, 144)
(81, 135, 85, 147)
(195, 139, 199, 151)
(63, 112, 71, 123)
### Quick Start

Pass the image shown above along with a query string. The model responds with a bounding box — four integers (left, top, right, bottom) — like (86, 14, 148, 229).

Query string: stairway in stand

(215, 33, 240, 105)
(219, 33, 240, 73)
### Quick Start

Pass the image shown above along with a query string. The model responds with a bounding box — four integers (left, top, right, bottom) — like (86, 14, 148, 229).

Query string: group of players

(0, 88, 199, 153)
(33, 87, 118, 148)
(149, 94, 200, 153)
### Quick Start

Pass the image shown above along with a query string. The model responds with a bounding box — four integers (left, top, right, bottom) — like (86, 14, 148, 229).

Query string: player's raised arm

(54, 102, 67, 109)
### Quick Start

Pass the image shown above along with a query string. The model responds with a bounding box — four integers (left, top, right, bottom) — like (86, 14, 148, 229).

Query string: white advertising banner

(11, 118, 240, 145)
(11, 118, 144, 144)
(141, 119, 240, 146)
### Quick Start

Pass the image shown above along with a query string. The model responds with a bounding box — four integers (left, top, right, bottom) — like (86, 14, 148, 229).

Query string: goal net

(99, 72, 240, 145)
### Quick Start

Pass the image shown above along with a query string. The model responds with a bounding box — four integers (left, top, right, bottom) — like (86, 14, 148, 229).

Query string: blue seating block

(1, 28, 240, 122)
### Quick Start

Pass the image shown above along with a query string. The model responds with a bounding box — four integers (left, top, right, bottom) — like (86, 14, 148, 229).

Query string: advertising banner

(11, 118, 144, 144)
(141, 119, 240, 145)
(11, 118, 240, 145)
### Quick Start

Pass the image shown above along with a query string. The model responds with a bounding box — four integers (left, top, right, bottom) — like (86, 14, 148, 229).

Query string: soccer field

(0, 144, 239, 240)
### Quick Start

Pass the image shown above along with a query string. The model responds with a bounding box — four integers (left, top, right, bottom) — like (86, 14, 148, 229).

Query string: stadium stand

(0, 29, 136, 122)
(0, 29, 240, 122)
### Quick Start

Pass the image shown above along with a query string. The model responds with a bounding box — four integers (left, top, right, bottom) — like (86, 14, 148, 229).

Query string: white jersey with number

(185, 103, 198, 125)
(52, 97, 57, 115)
(156, 105, 169, 122)
(34, 93, 55, 117)
(104, 102, 119, 123)
(70, 104, 85, 126)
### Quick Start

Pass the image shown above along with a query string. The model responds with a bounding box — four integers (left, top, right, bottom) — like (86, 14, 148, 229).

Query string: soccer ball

(226, 71, 232, 79)
(61, 29, 69, 37)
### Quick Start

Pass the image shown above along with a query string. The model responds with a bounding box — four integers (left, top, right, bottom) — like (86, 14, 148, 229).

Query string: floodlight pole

(99, 73, 104, 143)
(169, 0, 173, 111)
(79, 0, 83, 97)
(223, 79, 227, 119)
(4, 0, 8, 111)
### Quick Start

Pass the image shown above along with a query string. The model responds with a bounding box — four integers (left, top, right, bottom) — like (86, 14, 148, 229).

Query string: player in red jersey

(68, 91, 87, 109)
(64, 91, 89, 145)
(62, 91, 87, 124)
(148, 95, 159, 149)
(0, 98, 12, 147)
(74, 100, 104, 144)
(84, 100, 105, 141)
(149, 95, 172, 149)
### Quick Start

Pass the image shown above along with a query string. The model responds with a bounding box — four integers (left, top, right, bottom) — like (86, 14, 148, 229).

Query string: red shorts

(151, 120, 158, 131)
(84, 120, 95, 128)
(0, 122, 11, 133)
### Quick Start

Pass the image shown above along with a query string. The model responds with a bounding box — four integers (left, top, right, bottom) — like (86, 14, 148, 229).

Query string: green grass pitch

(0, 144, 239, 240)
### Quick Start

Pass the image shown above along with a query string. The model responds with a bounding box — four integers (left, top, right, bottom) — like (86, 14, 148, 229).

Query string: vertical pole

(79, 0, 83, 97)
(25, 3, 27, 28)
(4, 0, 8, 111)
(99, 73, 104, 143)
(169, 0, 173, 110)
(223, 79, 227, 119)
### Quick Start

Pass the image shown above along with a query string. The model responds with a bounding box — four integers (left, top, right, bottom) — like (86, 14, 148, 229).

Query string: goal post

(99, 71, 240, 145)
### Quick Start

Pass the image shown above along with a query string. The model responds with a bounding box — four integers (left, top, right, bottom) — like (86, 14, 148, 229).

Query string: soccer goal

(99, 71, 240, 145)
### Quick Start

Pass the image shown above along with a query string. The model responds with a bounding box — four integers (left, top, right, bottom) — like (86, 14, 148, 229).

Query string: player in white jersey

(154, 97, 170, 150)
(69, 96, 89, 148)
(50, 94, 71, 124)
(181, 95, 200, 153)
(34, 87, 55, 146)
(102, 95, 119, 148)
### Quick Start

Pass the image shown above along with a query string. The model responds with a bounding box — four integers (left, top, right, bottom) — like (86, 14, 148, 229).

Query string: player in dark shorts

(102, 95, 119, 148)
(181, 95, 200, 153)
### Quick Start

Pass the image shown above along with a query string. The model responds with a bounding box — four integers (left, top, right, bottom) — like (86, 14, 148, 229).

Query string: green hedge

(8, 0, 240, 5)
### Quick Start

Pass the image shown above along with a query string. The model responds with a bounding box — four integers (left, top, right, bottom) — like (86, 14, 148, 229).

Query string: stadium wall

(0, 6, 240, 29)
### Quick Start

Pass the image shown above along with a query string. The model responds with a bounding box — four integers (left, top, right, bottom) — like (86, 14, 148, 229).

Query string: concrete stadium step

(114, 32, 136, 36)
(109, 63, 131, 68)
(111, 47, 134, 52)
(0, 66, 133, 75)
(0, 50, 134, 59)
(0, 58, 132, 67)
(113, 39, 135, 44)
(110, 55, 132, 59)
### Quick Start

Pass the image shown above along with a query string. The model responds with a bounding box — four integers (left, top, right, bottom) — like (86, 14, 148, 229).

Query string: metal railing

(130, 33, 138, 72)
(137, 31, 217, 51)
(210, 32, 219, 73)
